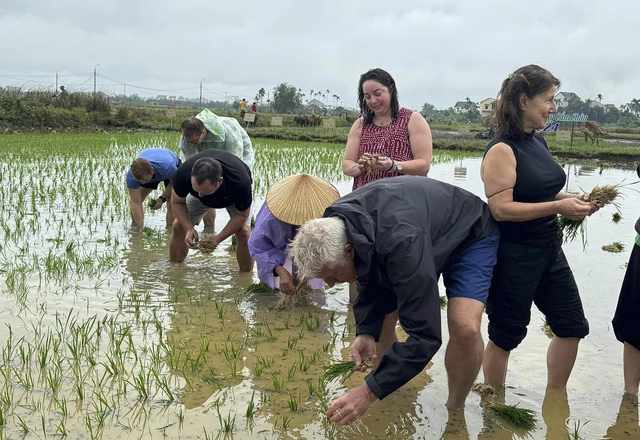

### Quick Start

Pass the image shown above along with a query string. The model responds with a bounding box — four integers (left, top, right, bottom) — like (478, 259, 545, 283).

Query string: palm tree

(326, 89, 330, 106)
(632, 98, 640, 116)
(257, 87, 266, 105)
(596, 93, 603, 103)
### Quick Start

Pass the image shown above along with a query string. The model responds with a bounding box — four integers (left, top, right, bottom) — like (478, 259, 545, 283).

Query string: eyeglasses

(184, 129, 204, 145)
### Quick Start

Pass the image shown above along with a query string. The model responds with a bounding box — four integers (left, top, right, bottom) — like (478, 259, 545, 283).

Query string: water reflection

(4, 133, 640, 439)
(604, 393, 640, 439)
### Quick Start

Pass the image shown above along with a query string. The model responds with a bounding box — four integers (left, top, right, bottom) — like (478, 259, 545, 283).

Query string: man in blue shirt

(126, 148, 181, 229)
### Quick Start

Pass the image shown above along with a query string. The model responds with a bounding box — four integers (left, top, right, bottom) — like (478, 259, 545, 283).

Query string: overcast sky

(1, 0, 638, 111)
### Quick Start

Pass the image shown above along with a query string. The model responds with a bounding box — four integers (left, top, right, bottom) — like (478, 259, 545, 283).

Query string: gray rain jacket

(324, 175, 495, 399)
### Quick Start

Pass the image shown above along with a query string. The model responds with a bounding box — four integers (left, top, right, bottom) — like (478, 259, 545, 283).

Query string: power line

(0, 71, 255, 100)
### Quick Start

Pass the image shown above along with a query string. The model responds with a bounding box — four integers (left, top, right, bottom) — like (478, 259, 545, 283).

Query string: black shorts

(613, 242, 640, 350)
(486, 240, 589, 351)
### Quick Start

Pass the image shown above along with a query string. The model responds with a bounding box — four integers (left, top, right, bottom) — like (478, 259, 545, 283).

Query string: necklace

(376, 117, 392, 127)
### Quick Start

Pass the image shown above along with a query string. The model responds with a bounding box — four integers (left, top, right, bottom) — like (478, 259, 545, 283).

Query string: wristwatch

(395, 161, 404, 172)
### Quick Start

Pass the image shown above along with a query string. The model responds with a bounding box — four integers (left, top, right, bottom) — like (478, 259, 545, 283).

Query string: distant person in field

(179, 108, 254, 229)
(250, 102, 258, 128)
(248, 174, 340, 293)
(240, 98, 247, 118)
(126, 148, 181, 229)
(170, 150, 253, 272)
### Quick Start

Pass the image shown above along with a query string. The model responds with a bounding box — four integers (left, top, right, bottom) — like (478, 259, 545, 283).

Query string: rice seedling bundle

(321, 355, 376, 384)
(558, 185, 621, 247)
(195, 235, 217, 253)
(321, 361, 356, 384)
(147, 197, 158, 208)
(489, 403, 537, 430)
(365, 154, 381, 182)
(602, 242, 625, 253)
(275, 281, 313, 310)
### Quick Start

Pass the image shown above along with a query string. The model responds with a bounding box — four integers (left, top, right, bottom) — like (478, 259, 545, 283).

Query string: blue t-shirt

(126, 148, 180, 190)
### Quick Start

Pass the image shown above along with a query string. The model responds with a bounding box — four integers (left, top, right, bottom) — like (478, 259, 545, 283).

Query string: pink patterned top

(353, 107, 421, 190)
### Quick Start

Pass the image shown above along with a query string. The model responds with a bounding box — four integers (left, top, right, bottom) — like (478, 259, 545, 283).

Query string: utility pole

(200, 78, 206, 110)
(93, 63, 100, 94)
(55, 70, 61, 92)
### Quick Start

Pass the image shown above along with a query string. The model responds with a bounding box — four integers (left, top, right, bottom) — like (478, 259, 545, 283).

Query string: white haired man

(289, 175, 499, 424)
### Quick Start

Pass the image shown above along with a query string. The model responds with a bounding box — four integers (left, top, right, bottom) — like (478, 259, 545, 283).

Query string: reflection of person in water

(605, 393, 640, 438)
(248, 174, 340, 294)
(542, 386, 570, 439)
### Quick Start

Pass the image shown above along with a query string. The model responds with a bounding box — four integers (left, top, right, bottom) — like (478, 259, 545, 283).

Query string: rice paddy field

(0, 132, 639, 439)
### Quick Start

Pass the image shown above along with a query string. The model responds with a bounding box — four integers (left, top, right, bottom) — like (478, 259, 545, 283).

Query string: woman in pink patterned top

(342, 68, 433, 190)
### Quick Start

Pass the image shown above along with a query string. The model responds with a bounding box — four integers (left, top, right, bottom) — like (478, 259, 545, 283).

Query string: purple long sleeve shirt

(248, 204, 324, 290)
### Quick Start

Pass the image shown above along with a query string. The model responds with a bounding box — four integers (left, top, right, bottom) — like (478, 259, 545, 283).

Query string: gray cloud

(1, 0, 638, 109)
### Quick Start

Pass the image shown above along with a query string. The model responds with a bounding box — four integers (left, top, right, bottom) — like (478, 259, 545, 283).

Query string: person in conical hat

(248, 174, 340, 294)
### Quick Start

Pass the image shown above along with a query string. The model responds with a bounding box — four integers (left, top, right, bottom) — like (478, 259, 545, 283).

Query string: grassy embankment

(1, 90, 639, 161)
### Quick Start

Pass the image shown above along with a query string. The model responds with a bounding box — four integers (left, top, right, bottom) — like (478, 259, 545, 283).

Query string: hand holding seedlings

(349, 334, 377, 372)
(195, 235, 217, 253)
(185, 228, 199, 248)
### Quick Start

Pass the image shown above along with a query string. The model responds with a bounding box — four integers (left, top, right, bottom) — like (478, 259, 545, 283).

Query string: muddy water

(0, 137, 639, 439)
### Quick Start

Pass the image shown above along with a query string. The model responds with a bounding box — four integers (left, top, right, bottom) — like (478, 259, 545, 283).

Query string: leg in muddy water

(482, 341, 510, 389)
(446, 297, 485, 410)
(623, 342, 640, 394)
(348, 281, 358, 303)
(542, 386, 569, 438)
(203, 209, 216, 230)
(169, 219, 189, 262)
(234, 225, 254, 272)
(546, 336, 579, 387)
(165, 194, 175, 228)
(376, 310, 398, 359)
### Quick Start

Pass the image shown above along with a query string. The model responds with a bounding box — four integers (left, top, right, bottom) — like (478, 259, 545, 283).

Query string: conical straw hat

(266, 174, 340, 225)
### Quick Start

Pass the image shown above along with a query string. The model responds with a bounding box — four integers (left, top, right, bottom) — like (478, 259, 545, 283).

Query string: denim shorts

(441, 226, 500, 303)
(186, 194, 252, 227)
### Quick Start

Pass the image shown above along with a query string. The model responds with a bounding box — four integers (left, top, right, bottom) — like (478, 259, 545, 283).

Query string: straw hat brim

(266, 174, 340, 225)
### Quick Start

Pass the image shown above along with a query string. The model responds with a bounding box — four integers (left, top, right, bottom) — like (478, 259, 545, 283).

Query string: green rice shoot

(147, 197, 158, 208)
(490, 403, 537, 430)
(245, 282, 272, 293)
(321, 361, 356, 384)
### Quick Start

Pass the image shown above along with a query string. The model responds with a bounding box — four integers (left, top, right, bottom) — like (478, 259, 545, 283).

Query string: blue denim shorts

(441, 226, 500, 303)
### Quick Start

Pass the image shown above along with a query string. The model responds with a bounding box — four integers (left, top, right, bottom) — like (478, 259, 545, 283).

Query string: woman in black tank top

(480, 65, 600, 393)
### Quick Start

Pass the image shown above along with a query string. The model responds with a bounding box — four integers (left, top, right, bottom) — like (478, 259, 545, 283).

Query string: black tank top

(485, 132, 565, 243)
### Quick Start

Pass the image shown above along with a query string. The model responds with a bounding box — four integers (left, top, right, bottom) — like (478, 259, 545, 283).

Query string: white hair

(289, 217, 347, 280)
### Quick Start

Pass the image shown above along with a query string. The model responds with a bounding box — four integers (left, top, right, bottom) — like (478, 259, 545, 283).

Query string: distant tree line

(420, 95, 640, 127)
